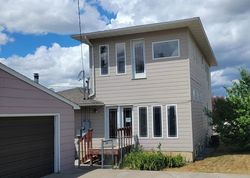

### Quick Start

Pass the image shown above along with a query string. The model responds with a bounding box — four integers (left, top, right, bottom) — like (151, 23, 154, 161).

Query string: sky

(0, 0, 250, 95)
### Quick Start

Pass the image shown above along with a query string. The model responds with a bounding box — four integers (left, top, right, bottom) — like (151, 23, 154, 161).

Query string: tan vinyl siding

(188, 32, 212, 156)
(90, 28, 193, 153)
(74, 107, 104, 138)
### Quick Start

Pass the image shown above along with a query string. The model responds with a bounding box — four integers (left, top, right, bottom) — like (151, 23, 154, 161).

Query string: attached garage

(0, 63, 80, 177)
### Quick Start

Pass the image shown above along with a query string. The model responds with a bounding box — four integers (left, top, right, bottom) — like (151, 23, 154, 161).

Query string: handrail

(78, 129, 93, 164)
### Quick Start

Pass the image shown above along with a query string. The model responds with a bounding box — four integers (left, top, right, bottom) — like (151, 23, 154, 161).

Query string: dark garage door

(0, 116, 54, 178)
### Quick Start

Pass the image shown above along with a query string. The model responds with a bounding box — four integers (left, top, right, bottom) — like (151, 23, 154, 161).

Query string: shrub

(122, 149, 185, 170)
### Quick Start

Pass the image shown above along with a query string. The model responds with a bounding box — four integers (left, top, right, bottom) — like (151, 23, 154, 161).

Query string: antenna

(77, 0, 86, 99)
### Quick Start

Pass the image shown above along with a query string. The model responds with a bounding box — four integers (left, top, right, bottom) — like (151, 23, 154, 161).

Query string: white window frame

(99, 44, 109, 76)
(166, 104, 179, 139)
(137, 106, 149, 139)
(151, 105, 163, 138)
(115, 43, 126, 75)
(152, 39, 180, 60)
(131, 39, 146, 79)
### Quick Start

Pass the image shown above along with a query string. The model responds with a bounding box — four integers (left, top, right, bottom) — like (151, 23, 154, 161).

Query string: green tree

(212, 68, 250, 149)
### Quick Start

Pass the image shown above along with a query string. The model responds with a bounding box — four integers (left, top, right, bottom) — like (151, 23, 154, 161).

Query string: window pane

(134, 42, 144, 74)
(153, 106, 162, 137)
(100, 45, 108, 75)
(153, 40, 179, 59)
(139, 107, 147, 137)
(168, 106, 177, 137)
(116, 43, 125, 74)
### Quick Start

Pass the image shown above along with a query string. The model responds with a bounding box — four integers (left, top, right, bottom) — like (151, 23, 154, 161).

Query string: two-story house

(60, 17, 217, 161)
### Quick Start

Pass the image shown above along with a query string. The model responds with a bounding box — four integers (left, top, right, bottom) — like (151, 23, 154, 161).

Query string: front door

(123, 108, 132, 127)
(109, 108, 117, 138)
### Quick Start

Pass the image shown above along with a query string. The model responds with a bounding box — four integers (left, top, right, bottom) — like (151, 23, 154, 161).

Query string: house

(66, 17, 217, 162)
(0, 62, 80, 177)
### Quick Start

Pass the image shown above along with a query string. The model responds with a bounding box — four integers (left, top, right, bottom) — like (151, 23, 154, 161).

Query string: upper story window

(99, 45, 109, 76)
(132, 40, 146, 79)
(152, 39, 180, 60)
(116, 43, 126, 74)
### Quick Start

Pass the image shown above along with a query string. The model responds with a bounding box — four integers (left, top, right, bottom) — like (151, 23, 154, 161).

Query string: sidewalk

(44, 167, 250, 178)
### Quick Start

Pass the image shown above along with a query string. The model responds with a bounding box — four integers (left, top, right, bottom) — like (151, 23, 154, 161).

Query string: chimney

(34, 73, 39, 83)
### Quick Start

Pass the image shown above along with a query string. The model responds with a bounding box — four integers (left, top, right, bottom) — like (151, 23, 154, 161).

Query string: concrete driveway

(44, 167, 250, 178)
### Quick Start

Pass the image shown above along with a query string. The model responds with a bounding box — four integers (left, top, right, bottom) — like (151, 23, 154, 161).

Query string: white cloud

(211, 67, 239, 87)
(0, 43, 89, 91)
(0, 27, 14, 45)
(0, 0, 107, 34)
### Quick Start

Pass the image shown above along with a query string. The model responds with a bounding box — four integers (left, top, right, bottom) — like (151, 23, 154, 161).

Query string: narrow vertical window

(167, 105, 178, 138)
(116, 43, 126, 74)
(132, 40, 146, 79)
(100, 45, 109, 75)
(153, 106, 162, 137)
(139, 107, 147, 137)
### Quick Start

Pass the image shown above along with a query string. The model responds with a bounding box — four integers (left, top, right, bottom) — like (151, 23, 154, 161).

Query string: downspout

(83, 36, 95, 98)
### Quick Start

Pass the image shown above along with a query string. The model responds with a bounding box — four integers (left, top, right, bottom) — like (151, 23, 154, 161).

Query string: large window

(153, 39, 180, 59)
(138, 107, 148, 137)
(132, 40, 146, 79)
(152, 106, 162, 138)
(99, 45, 109, 75)
(116, 43, 126, 74)
(167, 105, 178, 138)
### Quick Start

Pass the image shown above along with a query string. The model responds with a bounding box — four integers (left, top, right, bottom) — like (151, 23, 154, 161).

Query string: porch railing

(78, 128, 93, 164)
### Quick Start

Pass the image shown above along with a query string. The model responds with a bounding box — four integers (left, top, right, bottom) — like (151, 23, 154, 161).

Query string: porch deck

(78, 127, 133, 166)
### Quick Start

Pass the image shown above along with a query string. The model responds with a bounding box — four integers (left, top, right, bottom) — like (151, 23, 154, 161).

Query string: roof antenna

(77, 0, 86, 100)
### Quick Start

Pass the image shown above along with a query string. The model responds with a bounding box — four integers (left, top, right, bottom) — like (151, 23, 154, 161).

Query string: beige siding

(90, 28, 193, 153)
(0, 69, 75, 171)
(187, 32, 212, 157)
(74, 106, 104, 138)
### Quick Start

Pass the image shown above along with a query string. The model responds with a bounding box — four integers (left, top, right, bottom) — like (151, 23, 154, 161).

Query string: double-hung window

(132, 40, 146, 79)
(99, 45, 109, 75)
(153, 39, 180, 60)
(116, 43, 126, 74)
(167, 105, 178, 138)
(138, 107, 148, 137)
(152, 106, 162, 138)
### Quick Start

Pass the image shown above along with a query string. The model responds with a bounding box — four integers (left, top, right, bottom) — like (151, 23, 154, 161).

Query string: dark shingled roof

(57, 87, 104, 107)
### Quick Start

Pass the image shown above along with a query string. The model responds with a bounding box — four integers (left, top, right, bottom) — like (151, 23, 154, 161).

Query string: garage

(0, 62, 80, 177)
(0, 116, 54, 177)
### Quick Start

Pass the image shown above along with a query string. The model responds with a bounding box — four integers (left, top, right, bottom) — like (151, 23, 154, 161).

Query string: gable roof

(0, 62, 80, 110)
(58, 87, 104, 107)
(72, 17, 217, 66)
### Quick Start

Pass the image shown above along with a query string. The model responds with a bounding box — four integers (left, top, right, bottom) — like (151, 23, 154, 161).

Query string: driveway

(44, 167, 250, 178)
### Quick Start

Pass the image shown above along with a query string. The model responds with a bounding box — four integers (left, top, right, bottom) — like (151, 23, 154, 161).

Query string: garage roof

(0, 62, 80, 110)
(72, 17, 217, 66)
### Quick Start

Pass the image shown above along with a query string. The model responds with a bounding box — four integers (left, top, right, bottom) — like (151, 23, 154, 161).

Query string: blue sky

(0, 0, 250, 94)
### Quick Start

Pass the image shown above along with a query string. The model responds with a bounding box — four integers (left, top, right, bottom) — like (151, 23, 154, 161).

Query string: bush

(122, 149, 185, 170)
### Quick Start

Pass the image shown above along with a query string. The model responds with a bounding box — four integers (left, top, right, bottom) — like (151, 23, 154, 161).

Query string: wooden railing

(117, 126, 132, 150)
(78, 129, 93, 163)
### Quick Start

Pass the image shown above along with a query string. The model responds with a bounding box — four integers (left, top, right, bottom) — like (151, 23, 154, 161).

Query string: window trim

(137, 106, 149, 139)
(99, 44, 110, 76)
(151, 105, 163, 139)
(166, 104, 179, 139)
(152, 39, 180, 60)
(115, 43, 126, 75)
(131, 39, 146, 79)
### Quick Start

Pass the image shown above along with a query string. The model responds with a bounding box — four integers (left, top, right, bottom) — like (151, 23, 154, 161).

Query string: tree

(212, 68, 250, 149)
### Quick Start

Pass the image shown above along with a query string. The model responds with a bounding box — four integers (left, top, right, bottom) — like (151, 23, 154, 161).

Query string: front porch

(77, 127, 134, 167)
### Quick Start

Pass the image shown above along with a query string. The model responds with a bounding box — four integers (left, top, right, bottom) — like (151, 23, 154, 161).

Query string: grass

(165, 147, 250, 175)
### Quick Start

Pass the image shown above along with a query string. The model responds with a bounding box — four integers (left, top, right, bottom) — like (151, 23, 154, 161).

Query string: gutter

(83, 36, 96, 98)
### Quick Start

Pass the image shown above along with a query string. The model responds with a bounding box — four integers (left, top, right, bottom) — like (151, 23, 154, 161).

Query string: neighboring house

(67, 17, 217, 161)
(0, 62, 80, 177)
